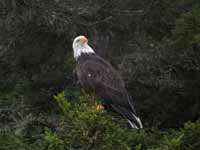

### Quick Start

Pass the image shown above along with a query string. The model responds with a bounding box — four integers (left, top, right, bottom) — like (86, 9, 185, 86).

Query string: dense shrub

(1, 93, 199, 150)
(0, 0, 200, 129)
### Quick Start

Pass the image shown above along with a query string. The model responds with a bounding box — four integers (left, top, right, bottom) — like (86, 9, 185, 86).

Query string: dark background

(0, 0, 200, 149)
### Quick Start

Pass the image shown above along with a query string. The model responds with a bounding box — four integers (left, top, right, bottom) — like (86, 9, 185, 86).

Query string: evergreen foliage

(0, 93, 200, 150)
(0, 0, 200, 149)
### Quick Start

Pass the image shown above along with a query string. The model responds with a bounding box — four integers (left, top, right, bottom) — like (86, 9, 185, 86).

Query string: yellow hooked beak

(80, 37, 88, 43)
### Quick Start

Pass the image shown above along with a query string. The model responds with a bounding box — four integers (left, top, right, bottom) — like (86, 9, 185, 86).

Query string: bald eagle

(72, 35, 143, 129)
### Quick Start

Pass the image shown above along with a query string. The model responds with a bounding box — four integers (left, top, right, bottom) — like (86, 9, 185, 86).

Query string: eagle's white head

(72, 35, 95, 59)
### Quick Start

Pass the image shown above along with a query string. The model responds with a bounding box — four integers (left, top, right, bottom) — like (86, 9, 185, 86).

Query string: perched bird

(72, 35, 143, 129)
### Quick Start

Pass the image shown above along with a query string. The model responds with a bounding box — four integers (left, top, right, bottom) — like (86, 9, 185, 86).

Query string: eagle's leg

(95, 98, 104, 111)
(91, 93, 104, 111)
(81, 89, 104, 111)
(96, 104, 104, 111)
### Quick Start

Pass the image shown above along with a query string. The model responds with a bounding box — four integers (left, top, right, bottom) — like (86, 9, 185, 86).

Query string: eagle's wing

(77, 55, 135, 112)
(77, 55, 143, 128)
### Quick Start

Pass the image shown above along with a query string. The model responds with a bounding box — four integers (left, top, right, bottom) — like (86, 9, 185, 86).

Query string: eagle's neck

(73, 44, 95, 59)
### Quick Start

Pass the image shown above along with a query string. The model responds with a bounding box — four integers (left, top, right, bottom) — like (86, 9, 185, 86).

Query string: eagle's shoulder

(77, 53, 116, 74)
(77, 53, 125, 89)
(78, 53, 107, 65)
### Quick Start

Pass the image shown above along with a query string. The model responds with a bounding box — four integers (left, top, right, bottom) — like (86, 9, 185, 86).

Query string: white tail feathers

(128, 120, 139, 129)
(128, 113, 143, 129)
